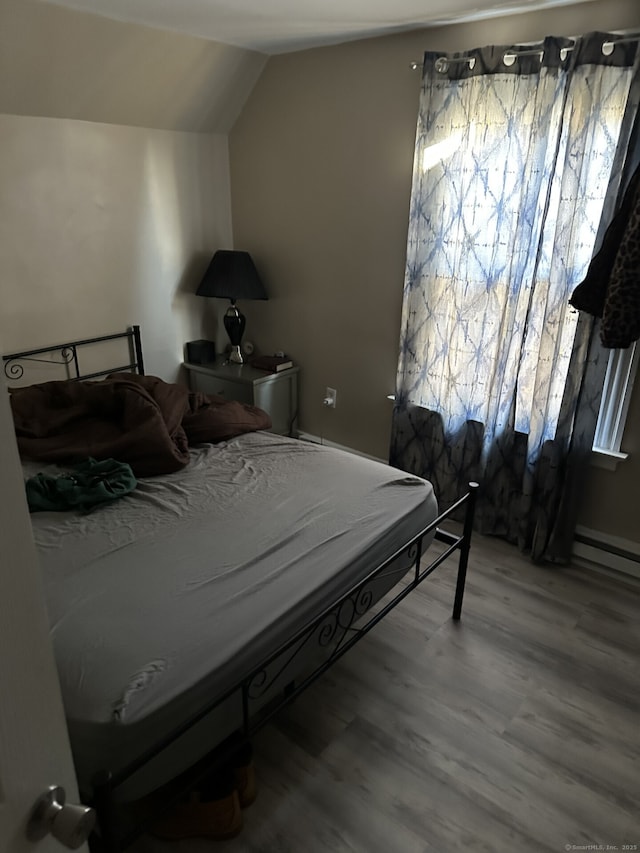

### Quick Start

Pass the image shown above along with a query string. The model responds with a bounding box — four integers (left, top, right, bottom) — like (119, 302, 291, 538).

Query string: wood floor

(133, 531, 640, 853)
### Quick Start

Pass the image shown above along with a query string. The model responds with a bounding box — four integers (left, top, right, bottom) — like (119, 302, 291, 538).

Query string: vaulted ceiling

(0, 0, 613, 132)
(41, 0, 598, 54)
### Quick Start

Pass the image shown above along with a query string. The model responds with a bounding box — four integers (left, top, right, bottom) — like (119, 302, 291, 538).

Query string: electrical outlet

(323, 387, 337, 408)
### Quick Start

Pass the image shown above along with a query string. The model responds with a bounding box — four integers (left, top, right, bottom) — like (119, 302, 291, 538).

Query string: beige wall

(0, 114, 232, 380)
(0, 0, 267, 383)
(229, 0, 640, 542)
(0, 0, 266, 133)
(579, 379, 640, 541)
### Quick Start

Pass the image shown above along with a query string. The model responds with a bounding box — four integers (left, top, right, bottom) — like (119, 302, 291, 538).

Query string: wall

(0, 0, 266, 133)
(0, 0, 267, 382)
(229, 0, 640, 542)
(0, 115, 232, 380)
(579, 385, 640, 541)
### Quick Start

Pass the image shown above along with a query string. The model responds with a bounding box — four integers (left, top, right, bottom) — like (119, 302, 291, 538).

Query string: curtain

(390, 32, 640, 562)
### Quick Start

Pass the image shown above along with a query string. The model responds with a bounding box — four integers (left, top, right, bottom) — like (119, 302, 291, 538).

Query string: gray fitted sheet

(27, 432, 437, 791)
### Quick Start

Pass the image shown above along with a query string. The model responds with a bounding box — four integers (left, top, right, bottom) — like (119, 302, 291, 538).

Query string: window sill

(591, 447, 629, 471)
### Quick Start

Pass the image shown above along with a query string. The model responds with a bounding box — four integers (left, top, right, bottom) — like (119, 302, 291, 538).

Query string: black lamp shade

(196, 250, 268, 302)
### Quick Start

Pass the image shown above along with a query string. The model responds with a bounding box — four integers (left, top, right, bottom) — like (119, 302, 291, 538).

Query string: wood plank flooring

(133, 532, 640, 853)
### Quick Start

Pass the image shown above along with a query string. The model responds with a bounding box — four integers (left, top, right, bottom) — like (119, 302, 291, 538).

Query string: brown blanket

(10, 373, 272, 477)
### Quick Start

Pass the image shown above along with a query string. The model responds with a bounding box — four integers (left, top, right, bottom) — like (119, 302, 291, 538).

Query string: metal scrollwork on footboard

(319, 585, 373, 645)
(242, 546, 419, 711)
(245, 581, 377, 704)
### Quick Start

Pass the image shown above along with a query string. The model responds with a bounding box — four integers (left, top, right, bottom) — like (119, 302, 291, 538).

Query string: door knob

(27, 785, 96, 849)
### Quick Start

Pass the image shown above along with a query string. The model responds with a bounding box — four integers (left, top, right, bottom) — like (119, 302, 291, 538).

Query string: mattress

(27, 432, 437, 795)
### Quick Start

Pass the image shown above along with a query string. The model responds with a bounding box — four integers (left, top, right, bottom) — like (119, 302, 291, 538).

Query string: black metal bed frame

(3, 326, 478, 852)
(2, 325, 144, 383)
(90, 482, 478, 853)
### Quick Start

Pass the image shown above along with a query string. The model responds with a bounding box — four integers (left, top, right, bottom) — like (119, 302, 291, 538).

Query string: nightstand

(184, 360, 299, 436)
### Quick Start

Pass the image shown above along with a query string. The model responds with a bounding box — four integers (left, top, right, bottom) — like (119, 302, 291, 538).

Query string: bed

(3, 327, 478, 853)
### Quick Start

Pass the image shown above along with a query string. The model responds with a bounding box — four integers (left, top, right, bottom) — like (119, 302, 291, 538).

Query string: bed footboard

(241, 480, 479, 736)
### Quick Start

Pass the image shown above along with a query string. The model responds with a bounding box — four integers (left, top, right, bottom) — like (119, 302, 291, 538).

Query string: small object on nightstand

(251, 355, 293, 373)
(186, 340, 216, 364)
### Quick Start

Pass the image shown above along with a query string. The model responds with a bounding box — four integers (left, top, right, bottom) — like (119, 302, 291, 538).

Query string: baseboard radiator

(572, 525, 640, 580)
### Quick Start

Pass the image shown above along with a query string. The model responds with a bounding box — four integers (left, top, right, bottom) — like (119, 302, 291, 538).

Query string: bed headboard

(2, 325, 145, 385)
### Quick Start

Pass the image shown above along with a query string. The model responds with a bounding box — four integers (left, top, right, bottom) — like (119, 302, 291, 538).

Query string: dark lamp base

(224, 303, 246, 364)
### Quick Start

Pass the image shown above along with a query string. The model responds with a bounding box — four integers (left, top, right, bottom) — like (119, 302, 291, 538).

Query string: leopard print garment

(570, 164, 640, 349)
(601, 175, 640, 348)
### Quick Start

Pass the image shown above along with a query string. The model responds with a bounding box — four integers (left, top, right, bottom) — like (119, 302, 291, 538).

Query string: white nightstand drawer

(193, 373, 252, 405)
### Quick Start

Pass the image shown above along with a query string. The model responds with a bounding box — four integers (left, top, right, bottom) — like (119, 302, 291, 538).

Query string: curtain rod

(409, 33, 640, 70)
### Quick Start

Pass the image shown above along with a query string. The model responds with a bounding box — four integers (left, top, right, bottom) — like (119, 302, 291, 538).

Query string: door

(0, 352, 89, 852)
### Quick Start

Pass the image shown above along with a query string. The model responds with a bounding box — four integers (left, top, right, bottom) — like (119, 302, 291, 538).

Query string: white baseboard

(297, 431, 387, 465)
(572, 524, 640, 581)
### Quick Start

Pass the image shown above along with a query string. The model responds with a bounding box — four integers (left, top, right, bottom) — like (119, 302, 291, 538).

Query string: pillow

(182, 393, 272, 444)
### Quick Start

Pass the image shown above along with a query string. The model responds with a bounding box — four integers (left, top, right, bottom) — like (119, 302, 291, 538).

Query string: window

(593, 342, 639, 462)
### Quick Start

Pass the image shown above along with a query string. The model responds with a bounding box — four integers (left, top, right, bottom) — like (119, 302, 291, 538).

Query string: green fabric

(26, 458, 137, 513)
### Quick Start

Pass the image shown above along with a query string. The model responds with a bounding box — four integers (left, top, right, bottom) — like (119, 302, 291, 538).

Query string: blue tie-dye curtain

(390, 32, 640, 561)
